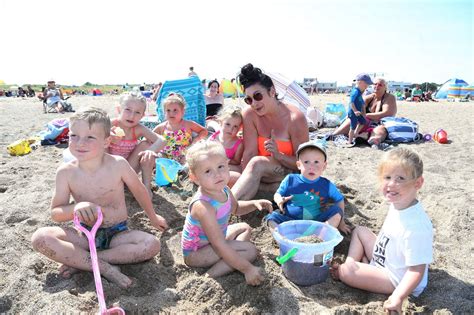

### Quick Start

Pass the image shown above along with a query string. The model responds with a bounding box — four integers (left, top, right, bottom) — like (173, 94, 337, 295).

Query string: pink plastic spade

(73, 206, 125, 315)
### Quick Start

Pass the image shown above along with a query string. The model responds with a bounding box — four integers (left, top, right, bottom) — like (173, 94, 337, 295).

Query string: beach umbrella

(267, 72, 310, 114)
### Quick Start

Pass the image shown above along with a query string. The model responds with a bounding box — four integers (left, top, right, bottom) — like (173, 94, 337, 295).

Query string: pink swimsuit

(108, 123, 139, 159)
(209, 130, 242, 160)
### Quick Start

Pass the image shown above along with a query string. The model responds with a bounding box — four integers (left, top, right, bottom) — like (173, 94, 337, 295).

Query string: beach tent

(219, 79, 244, 98)
(267, 72, 310, 115)
(434, 78, 469, 99)
(156, 76, 206, 126)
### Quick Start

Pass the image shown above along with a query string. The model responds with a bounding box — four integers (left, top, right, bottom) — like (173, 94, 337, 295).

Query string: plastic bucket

(272, 220, 343, 286)
(155, 158, 183, 186)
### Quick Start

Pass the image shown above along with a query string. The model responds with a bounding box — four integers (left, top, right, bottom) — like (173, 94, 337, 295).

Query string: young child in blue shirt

(266, 140, 351, 234)
(347, 73, 374, 145)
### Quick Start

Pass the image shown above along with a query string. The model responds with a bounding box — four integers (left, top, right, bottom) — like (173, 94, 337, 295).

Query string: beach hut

(434, 78, 469, 99)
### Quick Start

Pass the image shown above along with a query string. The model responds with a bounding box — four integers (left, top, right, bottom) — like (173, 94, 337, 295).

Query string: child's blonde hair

(378, 148, 423, 180)
(186, 140, 227, 173)
(119, 92, 147, 110)
(217, 105, 243, 123)
(162, 93, 186, 111)
(69, 107, 111, 137)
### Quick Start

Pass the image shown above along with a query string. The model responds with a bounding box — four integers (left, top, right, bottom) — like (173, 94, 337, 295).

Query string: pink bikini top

(210, 130, 242, 160)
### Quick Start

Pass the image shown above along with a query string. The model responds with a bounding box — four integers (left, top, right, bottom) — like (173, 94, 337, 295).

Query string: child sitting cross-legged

(266, 140, 351, 234)
(330, 148, 433, 314)
(181, 140, 272, 286)
(31, 108, 168, 289)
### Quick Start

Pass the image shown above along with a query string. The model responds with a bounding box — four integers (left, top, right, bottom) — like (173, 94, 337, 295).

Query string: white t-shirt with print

(372, 201, 433, 297)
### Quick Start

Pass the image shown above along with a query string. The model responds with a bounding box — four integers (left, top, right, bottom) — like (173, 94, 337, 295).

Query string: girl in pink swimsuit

(108, 92, 166, 197)
(209, 105, 244, 187)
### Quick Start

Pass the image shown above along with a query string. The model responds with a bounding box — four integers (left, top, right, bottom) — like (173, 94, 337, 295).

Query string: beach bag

(7, 139, 32, 156)
(324, 103, 347, 126)
(381, 117, 421, 143)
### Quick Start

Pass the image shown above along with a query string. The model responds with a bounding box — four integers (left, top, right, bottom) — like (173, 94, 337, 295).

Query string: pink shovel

(73, 207, 125, 315)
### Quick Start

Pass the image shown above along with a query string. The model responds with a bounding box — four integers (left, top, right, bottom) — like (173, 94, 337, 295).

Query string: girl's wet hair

(119, 91, 147, 110)
(208, 79, 220, 90)
(378, 148, 423, 180)
(162, 93, 186, 110)
(186, 140, 227, 173)
(238, 63, 275, 93)
(69, 107, 111, 137)
(217, 105, 243, 123)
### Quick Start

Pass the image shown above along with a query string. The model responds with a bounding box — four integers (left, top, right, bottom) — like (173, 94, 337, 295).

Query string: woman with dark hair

(231, 63, 309, 200)
(204, 79, 224, 117)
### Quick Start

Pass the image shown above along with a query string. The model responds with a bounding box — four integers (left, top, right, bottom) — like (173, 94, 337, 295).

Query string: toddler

(266, 140, 350, 234)
(109, 92, 166, 197)
(31, 108, 168, 289)
(331, 148, 433, 313)
(181, 140, 272, 286)
(153, 93, 208, 164)
(347, 73, 373, 145)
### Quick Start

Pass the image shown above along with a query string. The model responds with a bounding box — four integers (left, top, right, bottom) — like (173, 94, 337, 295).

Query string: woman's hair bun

(238, 63, 274, 92)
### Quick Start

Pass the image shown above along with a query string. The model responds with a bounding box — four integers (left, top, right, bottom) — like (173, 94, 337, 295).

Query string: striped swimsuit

(181, 187, 232, 256)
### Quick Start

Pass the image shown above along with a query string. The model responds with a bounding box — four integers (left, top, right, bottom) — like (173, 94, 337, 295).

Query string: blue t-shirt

(276, 174, 344, 220)
(349, 87, 365, 113)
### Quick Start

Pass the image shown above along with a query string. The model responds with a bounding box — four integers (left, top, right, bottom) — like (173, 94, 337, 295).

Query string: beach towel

(381, 117, 421, 143)
(156, 76, 206, 127)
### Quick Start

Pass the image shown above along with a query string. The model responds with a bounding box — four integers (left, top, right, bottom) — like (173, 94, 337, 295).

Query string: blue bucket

(272, 220, 343, 286)
(155, 158, 183, 186)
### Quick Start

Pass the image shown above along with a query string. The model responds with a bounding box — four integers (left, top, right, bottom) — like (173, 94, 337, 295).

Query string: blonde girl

(153, 93, 207, 164)
(181, 141, 272, 285)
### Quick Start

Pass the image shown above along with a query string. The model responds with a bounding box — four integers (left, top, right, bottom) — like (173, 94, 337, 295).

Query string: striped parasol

(267, 72, 310, 114)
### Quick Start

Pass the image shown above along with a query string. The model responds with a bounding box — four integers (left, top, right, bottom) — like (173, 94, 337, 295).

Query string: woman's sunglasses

(244, 92, 264, 105)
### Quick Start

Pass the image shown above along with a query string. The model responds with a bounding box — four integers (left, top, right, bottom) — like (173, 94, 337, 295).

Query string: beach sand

(0, 94, 472, 313)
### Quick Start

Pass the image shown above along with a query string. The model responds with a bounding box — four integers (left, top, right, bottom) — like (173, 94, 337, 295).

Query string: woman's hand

(74, 202, 98, 226)
(264, 130, 281, 159)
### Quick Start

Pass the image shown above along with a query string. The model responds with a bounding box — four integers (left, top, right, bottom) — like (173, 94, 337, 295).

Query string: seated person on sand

(43, 80, 66, 113)
(411, 85, 423, 102)
(182, 141, 272, 286)
(31, 108, 168, 289)
(331, 148, 433, 314)
(327, 77, 397, 140)
(266, 141, 351, 234)
(204, 79, 225, 117)
(231, 63, 309, 201)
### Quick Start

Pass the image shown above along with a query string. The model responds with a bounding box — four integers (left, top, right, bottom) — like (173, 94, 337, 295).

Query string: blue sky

(1, 0, 472, 86)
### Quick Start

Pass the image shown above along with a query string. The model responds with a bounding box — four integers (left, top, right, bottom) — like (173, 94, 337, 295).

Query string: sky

(1, 0, 472, 86)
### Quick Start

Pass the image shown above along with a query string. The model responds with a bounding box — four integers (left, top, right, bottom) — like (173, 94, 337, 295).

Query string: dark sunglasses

(244, 92, 264, 105)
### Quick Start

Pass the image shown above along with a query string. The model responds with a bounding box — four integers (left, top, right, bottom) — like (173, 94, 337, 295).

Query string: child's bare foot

(329, 258, 343, 281)
(59, 264, 80, 278)
(102, 265, 133, 289)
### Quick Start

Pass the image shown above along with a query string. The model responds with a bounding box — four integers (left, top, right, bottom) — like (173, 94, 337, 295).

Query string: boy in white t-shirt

(330, 148, 433, 313)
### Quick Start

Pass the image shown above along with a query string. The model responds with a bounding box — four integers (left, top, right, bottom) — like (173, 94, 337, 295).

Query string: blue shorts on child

(348, 111, 367, 130)
(265, 204, 343, 224)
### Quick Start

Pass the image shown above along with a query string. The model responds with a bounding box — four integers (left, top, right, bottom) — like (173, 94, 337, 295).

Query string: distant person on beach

(328, 77, 397, 145)
(31, 108, 168, 289)
(347, 73, 372, 145)
(153, 93, 207, 164)
(188, 66, 198, 77)
(411, 85, 423, 102)
(151, 82, 162, 101)
(43, 80, 66, 113)
(108, 92, 167, 198)
(231, 63, 309, 200)
(331, 148, 433, 314)
(310, 78, 318, 95)
(208, 105, 244, 187)
(266, 140, 351, 234)
(181, 140, 272, 285)
(204, 79, 224, 117)
(26, 85, 35, 97)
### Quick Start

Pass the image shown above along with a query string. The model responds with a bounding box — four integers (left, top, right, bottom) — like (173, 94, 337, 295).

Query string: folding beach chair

(155, 76, 206, 127)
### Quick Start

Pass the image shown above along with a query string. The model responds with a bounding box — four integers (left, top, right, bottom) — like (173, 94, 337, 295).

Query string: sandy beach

(0, 94, 473, 314)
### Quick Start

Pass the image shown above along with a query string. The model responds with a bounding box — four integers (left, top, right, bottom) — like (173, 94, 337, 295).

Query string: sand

(0, 94, 473, 314)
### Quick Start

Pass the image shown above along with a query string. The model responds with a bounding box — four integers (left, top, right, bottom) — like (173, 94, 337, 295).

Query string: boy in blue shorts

(347, 73, 373, 145)
(266, 140, 351, 234)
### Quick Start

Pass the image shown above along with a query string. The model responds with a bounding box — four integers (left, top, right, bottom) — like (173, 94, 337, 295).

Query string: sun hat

(296, 140, 327, 160)
(354, 73, 374, 85)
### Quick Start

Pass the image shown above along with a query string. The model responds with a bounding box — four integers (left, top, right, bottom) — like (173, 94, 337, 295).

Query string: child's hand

(277, 196, 293, 213)
(244, 266, 264, 286)
(383, 294, 403, 314)
(151, 214, 168, 231)
(138, 150, 158, 163)
(354, 111, 361, 116)
(110, 127, 124, 144)
(338, 219, 352, 235)
(254, 199, 273, 213)
(74, 202, 98, 226)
